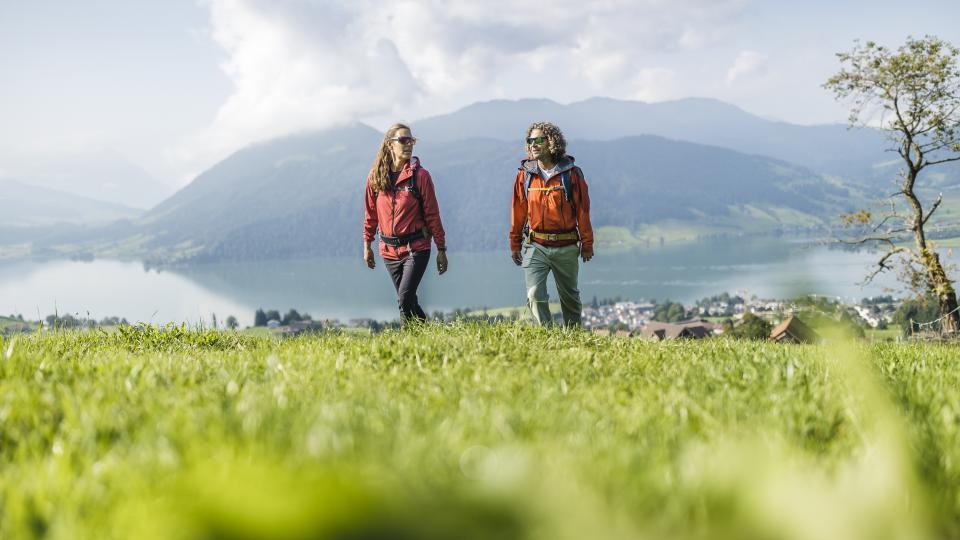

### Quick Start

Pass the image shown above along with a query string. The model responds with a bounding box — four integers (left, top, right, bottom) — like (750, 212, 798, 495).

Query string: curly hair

(525, 121, 567, 162)
(367, 123, 411, 194)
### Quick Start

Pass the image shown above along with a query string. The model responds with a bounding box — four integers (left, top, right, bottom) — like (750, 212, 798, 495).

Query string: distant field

(594, 224, 732, 250)
(0, 316, 37, 334)
(593, 212, 821, 252)
(866, 326, 902, 341)
(0, 244, 31, 260)
(1, 324, 958, 539)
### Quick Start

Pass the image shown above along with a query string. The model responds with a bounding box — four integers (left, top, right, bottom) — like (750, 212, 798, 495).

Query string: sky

(2, 0, 959, 189)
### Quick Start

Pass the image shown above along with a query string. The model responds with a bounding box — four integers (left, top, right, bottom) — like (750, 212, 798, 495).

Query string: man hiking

(510, 121, 593, 326)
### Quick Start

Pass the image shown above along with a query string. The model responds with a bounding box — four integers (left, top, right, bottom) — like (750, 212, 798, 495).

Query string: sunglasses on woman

(388, 136, 417, 145)
(526, 136, 545, 145)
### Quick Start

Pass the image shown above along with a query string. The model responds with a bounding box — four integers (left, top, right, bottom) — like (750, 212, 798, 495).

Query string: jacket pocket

(541, 189, 569, 231)
(393, 191, 422, 233)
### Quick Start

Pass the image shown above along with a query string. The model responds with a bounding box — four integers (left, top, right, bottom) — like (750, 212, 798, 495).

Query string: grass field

(865, 326, 903, 341)
(1, 323, 959, 539)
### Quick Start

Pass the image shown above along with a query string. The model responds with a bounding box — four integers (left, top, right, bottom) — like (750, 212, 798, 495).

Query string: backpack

(392, 163, 425, 217)
(387, 164, 431, 241)
(523, 167, 577, 211)
(521, 166, 579, 242)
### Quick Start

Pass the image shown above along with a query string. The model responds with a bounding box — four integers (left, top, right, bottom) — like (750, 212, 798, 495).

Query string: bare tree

(825, 36, 960, 333)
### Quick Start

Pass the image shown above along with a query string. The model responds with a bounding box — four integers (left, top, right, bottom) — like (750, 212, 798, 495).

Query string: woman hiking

(363, 123, 448, 323)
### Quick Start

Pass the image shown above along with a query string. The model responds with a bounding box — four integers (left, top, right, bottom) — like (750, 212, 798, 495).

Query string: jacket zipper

(543, 173, 567, 233)
(535, 176, 543, 233)
(549, 171, 571, 233)
(391, 185, 397, 254)
(560, 176, 567, 232)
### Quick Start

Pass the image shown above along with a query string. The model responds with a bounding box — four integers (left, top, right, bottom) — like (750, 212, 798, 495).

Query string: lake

(0, 236, 934, 327)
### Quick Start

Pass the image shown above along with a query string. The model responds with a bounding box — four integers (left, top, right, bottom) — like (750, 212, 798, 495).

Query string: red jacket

(510, 156, 593, 252)
(363, 157, 446, 260)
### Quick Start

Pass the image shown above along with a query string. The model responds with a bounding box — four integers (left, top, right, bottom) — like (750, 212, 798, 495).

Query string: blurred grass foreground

(2, 322, 959, 539)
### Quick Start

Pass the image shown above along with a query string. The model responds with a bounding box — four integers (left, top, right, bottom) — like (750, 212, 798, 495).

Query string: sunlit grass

(1, 323, 958, 538)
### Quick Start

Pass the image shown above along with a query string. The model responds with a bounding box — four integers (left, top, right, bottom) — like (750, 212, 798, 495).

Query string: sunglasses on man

(525, 136, 545, 145)
(388, 136, 417, 145)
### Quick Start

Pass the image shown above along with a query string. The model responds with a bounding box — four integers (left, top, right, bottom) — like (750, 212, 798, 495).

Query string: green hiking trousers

(521, 241, 582, 326)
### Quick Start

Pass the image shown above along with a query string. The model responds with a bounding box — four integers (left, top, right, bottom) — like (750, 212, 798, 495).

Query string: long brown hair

(367, 123, 410, 193)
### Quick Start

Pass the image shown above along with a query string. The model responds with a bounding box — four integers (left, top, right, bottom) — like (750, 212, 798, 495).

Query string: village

(0, 293, 917, 343)
(572, 293, 897, 342)
(236, 292, 909, 343)
(578, 293, 903, 341)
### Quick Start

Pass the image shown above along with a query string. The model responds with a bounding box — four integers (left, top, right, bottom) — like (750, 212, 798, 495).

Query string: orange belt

(528, 230, 579, 242)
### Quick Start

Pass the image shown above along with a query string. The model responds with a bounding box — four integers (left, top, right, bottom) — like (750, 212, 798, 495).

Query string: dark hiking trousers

(384, 249, 430, 322)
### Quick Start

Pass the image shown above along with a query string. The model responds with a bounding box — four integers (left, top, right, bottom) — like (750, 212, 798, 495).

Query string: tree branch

(918, 138, 960, 154)
(925, 155, 960, 166)
(922, 193, 944, 226)
(882, 226, 914, 236)
(863, 247, 908, 284)
(838, 236, 899, 248)
(872, 212, 906, 232)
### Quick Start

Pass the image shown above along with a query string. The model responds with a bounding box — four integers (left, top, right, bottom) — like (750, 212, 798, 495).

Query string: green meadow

(2, 323, 960, 539)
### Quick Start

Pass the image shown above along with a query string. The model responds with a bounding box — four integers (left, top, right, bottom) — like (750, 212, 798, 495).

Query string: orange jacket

(509, 156, 593, 252)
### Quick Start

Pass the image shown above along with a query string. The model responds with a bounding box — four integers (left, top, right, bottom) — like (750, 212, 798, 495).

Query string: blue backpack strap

(560, 170, 572, 202)
(560, 167, 577, 210)
(522, 170, 535, 240)
(524, 170, 535, 200)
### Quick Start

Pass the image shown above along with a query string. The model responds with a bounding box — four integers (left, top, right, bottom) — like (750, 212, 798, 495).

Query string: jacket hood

(403, 156, 421, 172)
(397, 156, 421, 181)
(520, 155, 575, 174)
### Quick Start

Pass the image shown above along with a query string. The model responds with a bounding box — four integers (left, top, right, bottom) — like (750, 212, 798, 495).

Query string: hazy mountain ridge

(45, 123, 863, 263)
(4, 152, 175, 209)
(0, 178, 142, 227)
(416, 97, 889, 178)
(16, 96, 955, 263)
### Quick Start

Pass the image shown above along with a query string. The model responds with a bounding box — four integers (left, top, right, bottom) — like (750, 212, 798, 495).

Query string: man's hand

(437, 250, 448, 275)
(364, 244, 376, 269)
(581, 247, 593, 262)
(511, 250, 523, 266)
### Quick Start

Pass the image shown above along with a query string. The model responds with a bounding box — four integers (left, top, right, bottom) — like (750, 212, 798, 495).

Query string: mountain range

(4, 152, 175, 209)
(416, 97, 890, 179)
(0, 178, 141, 227)
(13, 96, 960, 263)
(32, 126, 860, 262)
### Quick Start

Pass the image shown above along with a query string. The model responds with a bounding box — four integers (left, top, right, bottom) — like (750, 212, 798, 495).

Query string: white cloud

(726, 50, 768, 84)
(631, 68, 679, 102)
(169, 0, 749, 182)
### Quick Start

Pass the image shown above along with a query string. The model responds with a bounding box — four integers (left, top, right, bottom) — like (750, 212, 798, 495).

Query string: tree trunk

(905, 160, 960, 333)
(921, 247, 960, 333)
(940, 293, 960, 334)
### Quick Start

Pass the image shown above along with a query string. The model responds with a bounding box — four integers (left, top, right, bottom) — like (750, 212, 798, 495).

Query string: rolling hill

(42, 123, 862, 263)
(23, 96, 959, 263)
(414, 97, 890, 179)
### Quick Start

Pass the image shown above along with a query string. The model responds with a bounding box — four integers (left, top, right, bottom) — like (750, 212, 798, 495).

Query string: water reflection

(0, 237, 926, 326)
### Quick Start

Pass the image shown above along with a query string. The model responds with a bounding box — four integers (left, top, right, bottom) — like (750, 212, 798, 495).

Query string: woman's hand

(511, 251, 522, 266)
(437, 250, 448, 275)
(364, 244, 376, 269)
